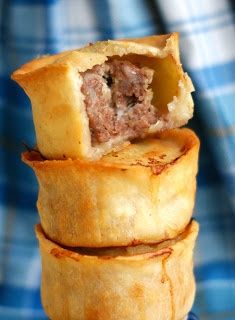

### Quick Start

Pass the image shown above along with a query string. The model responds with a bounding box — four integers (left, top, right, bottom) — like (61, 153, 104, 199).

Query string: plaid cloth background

(1, 0, 235, 319)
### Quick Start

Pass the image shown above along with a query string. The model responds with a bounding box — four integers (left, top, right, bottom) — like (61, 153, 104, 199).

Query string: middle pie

(23, 128, 199, 247)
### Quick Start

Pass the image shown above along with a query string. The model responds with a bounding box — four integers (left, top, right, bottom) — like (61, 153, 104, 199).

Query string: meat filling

(81, 60, 157, 144)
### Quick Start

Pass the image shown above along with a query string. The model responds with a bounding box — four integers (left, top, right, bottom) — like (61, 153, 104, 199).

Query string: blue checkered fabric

(1, 0, 235, 319)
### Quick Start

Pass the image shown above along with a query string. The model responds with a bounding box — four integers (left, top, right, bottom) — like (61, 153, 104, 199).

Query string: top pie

(12, 33, 194, 160)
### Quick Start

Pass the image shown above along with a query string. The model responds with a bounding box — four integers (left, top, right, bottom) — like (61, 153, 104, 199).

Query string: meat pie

(12, 33, 194, 160)
(36, 220, 198, 320)
(23, 128, 199, 247)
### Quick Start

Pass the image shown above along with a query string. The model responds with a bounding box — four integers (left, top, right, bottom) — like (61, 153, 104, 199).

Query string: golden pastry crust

(36, 220, 199, 320)
(12, 33, 194, 160)
(23, 128, 199, 247)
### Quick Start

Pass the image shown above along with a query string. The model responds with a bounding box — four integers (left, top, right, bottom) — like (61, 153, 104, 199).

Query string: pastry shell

(12, 33, 194, 160)
(23, 128, 199, 247)
(36, 220, 199, 320)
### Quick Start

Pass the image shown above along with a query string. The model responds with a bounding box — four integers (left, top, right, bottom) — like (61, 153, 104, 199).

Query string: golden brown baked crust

(23, 128, 199, 247)
(36, 220, 199, 320)
(12, 33, 194, 160)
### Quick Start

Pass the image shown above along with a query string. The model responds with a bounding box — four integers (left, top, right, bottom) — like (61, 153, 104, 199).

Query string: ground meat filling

(81, 60, 157, 144)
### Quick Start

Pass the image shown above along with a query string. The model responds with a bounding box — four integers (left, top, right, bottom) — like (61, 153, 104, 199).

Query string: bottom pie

(36, 220, 198, 320)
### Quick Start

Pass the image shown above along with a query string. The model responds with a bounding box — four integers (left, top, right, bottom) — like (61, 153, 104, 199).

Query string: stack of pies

(12, 33, 200, 320)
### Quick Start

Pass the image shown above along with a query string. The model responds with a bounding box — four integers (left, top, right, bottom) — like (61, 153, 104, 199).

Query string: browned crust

(49, 246, 173, 262)
(22, 128, 199, 172)
(36, 220, 198, 261)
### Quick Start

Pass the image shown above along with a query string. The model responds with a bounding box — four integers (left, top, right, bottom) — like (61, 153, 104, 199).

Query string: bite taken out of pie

(12, 33, 194, 160)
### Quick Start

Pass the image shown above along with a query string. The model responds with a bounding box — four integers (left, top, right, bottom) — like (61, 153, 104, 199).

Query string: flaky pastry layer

(36, 220, 199, 320)
(23, 129, 199, 247)
(13, 33, 194, 160)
